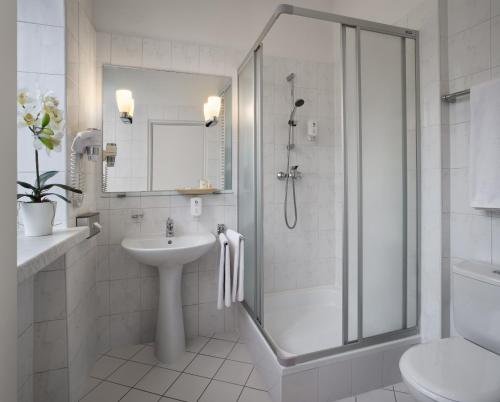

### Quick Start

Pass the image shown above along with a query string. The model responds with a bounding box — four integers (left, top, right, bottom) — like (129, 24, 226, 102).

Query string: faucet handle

(166, 217, 173, 226)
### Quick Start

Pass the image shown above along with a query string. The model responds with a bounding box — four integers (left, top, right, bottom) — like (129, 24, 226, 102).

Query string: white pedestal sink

(122, 233, 216, 363)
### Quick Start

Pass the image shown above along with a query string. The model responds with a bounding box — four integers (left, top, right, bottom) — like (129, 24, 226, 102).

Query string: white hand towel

(224, 235, 231, 308)
(226, 229, 244, 302)
(470, 78, 500, 208)
(217, 233, 229, 310)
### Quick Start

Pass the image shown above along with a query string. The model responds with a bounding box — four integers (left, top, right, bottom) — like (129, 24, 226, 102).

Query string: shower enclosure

(238, 5, 419, 366)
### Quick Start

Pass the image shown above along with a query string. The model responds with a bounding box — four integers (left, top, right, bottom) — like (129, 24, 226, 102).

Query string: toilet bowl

(400, 260, 500, 402)
(400, 337, 500, 402)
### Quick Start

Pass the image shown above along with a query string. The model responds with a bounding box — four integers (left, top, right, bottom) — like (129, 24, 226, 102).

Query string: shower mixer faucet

(277, 165, 302, 181)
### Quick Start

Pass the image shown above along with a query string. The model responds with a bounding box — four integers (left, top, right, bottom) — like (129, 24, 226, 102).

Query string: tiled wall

(66, 0, 98, 224)
(443, 0, 500, 335)
(93, 32, 242, 352)
(17, 237, 98, 402)
(17, 0, 67, 226)
(261, 54, 341, 294)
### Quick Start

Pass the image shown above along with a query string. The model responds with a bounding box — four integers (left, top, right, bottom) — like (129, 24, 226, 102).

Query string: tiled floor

(339, 383, 416, 402)
(82, 331, 416, 402)
(80, 332, 273, 402)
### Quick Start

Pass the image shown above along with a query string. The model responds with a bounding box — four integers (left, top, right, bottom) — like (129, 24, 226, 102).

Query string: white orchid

(17, 90, 81, 205)
(17, 89, 65, 154)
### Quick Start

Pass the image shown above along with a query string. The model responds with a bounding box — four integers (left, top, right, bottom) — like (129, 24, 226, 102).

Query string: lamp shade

(116, 89, 133, 114)
(207, 96, 221, 118)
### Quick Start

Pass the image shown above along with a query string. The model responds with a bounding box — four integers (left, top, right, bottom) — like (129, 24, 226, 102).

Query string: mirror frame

(98, 64, 234, 198)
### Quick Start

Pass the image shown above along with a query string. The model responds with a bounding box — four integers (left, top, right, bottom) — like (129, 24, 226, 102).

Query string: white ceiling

(92, 0, 424, 52)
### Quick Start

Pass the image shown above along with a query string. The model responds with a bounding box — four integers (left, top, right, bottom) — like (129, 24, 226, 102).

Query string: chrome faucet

(166, 217, 174, 237)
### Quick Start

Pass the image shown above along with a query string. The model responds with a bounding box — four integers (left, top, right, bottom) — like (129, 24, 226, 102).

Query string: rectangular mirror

(101, 65, 232, 193)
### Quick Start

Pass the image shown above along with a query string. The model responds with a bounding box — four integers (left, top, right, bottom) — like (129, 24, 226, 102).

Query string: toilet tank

(453, 260, 500, 354)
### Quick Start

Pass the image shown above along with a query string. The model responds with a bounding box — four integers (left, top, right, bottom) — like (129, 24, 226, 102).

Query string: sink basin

(121, 233, 216, 266)
(121, 232, 216, 363)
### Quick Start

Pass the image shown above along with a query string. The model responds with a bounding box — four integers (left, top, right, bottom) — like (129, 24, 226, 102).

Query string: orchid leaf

(17, 181, 36, 191)
(41, 183, 82, 194)
(42, 193, 70, 203)
(38, 171, 58, 186)
(17, 194, 38, 202)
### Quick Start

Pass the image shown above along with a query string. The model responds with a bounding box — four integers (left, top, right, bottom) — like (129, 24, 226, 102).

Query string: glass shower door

(344, 27, 418, 341)
(238, 50, 262, 321)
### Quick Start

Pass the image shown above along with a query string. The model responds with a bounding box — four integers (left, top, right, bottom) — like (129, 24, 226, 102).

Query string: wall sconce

(116, 89, 134, 124)
(204, 96, 221, 127)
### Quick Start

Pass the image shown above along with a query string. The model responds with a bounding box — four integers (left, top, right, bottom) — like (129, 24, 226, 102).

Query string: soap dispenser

(191, 197, 202, 218)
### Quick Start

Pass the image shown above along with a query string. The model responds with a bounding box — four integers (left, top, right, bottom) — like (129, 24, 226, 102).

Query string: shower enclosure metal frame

(238, 4, 420, 366)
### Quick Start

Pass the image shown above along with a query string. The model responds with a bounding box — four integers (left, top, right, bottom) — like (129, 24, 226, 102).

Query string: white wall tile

(18, 0, 65, 27)
(34, 270, 67, 322)
(450, 213, 492, 261)
(142, 38, 172, 70)
(109, 312, 141, 347)
(492, 16, 500, 67)
(18, 22, 65, 74)
(282, 369, 319, 402)
(34, 368, 68, 402)
(447, 0, 491, 36)
(96, 32, 111, 64)
(448, 21, 491, 80)
(171, 40, 200, 72)
(111, 34, 142, 67)
(351, 352, 383, 395)
(109, 279, 141, 314)
(34, 320, 68, 372)
(318, 360, 351, 402)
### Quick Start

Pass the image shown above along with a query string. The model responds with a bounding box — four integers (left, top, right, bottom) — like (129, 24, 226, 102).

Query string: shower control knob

(276, 171, 288, 181)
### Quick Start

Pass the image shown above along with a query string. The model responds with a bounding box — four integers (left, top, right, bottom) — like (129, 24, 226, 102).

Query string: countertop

(17, 227, 89, 283)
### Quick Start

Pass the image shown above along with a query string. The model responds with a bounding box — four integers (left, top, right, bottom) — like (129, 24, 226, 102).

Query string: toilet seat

(400, 337, 500, 402)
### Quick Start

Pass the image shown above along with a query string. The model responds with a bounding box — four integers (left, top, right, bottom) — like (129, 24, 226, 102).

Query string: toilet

(400, 260, 500, 402)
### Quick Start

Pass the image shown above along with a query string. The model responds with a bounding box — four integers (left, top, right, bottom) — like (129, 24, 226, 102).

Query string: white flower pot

(19, 201, 57, 237)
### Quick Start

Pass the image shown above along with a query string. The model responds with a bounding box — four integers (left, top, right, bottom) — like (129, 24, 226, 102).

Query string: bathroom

(1, 0, 500, 401)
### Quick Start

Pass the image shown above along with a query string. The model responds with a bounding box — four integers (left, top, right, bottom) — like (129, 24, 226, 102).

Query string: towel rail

(441, 89, 470, 103)
(217, 224, 226, 235)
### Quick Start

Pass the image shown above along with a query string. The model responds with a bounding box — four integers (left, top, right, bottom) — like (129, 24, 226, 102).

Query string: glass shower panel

(238, 54, 258, 316)
(360, 30, 405, 337)
(343, 26, 360, 343)
(405, 38, 418, 329)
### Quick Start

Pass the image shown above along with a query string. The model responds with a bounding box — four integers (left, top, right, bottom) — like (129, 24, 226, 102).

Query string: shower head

(289, 99, 305, 125)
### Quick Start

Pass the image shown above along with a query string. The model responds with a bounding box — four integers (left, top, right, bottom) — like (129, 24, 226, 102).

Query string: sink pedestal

(155, 263, 185, 363)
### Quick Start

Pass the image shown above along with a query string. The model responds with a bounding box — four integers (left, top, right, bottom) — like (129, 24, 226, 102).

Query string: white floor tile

(157, 351, 196, 372)
(186, 336, 210, 353)
(185, 354, 224, 378)
(106, 344, 145, 360)
(159, 398, 182, 402)
(80, 381, 130, 402)
(214, 360, 253, 385)
(90, 356, 126, 379)
(336, 397, 355, 402)
(238, 387, 273, 402)
(213, 330, 240, 342)
(81, 377, 102, 398)
(200, 339, 235, 358)
(395, 392, 417, 402)
(357, 389, 396, 402)
(120, 388, 160, 402)
(227, 343, 252, 363)
(165, 373, 210, 402)
(131, 345, 160, 365)
(135, 367, 180, 395)
(107, 361, 152, 387)
(199, 380, 243, 402)
(245, 368, 268, 391)
(394, 382, 410, 394)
